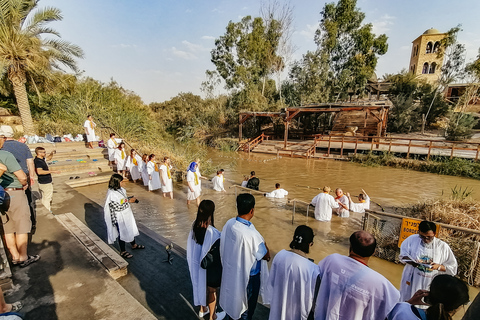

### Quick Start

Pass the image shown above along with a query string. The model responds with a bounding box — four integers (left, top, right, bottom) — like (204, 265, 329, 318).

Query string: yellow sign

(398, 218, 422, 248)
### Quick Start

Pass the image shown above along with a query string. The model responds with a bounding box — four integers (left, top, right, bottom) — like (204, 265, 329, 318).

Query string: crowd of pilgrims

(103, 135, 479, 320)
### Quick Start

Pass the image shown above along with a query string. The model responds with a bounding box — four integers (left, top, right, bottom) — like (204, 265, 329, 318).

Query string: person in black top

(34, 147, 60, 213)
(246, 171, 260, 191)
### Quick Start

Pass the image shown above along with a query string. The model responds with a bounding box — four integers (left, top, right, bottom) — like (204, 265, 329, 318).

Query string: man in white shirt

(310, 186, 340, 222)
(211, 169, 226, 192)
(264, 183, 288, 199)
(220, 193, 270, 320)
(346, 189, 371, 213)
(314, 231, 400, 320)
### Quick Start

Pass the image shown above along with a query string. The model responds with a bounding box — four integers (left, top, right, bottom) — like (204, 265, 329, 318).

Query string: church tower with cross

(409, 28, 446, 83)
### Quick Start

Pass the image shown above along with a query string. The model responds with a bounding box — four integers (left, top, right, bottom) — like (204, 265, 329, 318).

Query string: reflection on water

(75, 150, 480, 307)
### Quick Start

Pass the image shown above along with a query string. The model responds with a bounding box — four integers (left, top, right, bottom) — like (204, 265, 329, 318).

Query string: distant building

(409, 28, 446, 83)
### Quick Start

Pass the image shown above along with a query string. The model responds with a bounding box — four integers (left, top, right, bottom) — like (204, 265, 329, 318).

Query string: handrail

(241, 133, 267, 152)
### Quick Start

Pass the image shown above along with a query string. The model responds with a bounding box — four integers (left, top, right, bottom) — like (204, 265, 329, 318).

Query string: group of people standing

(310, 186, 370, 221)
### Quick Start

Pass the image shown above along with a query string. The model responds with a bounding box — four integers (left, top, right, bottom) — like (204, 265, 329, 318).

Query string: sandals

(19, 255, 41, 268)
(120, 251, 133, 259)
(131, 244, 145, 250)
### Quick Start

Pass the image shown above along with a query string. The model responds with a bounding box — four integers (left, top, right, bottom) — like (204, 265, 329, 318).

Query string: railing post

(340, 136, 344, 157)
(292, 200, 296, 224)
(450, 143, 455, 159)
(388, 139, 392, 153)
(427, 141, 433, 160)
(306, 204, 309, 219)
(354, 138, 358, 155)
(370, 137, 374, 152)
(406, 140, 412, 159)
(327, 135, 332, 156)
(476, 144, 480, 162)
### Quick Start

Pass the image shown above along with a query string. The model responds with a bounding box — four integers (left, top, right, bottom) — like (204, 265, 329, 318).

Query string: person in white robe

(314, 231, 400, 320)
(141, 155, 149, 187)
(159, 157, 174, 199)
(268, 225, 319, 320)
(220, 193, 271, 320)
(186, 200, 225, 320)
(83, 115, 96, 149)
(146, 154, 161, 191)
(103, 174, 144, 259)
(186, 162, 201, 206)
(107, 133, 118, 166)
(310, 186, 340, 222)
(241, 176, 249, 188)
(264, 183, 288, 199)
(114, 142, 127, 177)
(388, 274, 469, 320)
(125, 149, 143, 182)
(211, 169, 226, 192)
(195, 158, 204, 192)
(334, 188, 349, 218)
(399, 221, 457, 307)
(346, 189, 371, 213)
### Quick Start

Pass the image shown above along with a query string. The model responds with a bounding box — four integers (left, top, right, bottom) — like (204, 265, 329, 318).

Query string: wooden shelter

(239, 101, 391, 148)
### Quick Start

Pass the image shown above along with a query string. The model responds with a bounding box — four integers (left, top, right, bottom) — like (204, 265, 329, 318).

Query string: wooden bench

(56, 212, 128, 279)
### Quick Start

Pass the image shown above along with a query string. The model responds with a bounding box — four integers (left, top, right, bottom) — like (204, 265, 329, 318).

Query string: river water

(76, 151, 480, 314)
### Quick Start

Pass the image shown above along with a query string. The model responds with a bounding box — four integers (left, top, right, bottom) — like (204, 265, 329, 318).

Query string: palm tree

(0, 0, 84, 135)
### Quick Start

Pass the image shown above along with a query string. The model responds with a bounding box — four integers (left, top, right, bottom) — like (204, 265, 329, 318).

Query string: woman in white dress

(126, 149, 143, 182)
(159, 156, 174, 199)
(186, 161, 201, 206)
(83, 115, 96, 149)
(141, 154, 149, 187)
(146, 154, 161, 191)
(114, 142, 127, 177)
(104, 174, 144, 259)
(195, 158, 204, 192)
(187, 200, 225, 320)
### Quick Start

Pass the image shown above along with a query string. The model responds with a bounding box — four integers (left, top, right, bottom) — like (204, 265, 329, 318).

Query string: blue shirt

(2, 140, 32, 174)
(236, 216, 267, 276)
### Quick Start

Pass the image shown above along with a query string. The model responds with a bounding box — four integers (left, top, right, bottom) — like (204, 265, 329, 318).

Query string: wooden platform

(55, 212, 128, 279)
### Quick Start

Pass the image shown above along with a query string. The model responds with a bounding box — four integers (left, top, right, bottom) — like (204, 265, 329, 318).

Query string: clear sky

(41, 0, 480, 104)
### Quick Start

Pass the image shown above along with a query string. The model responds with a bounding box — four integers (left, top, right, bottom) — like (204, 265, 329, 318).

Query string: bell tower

(409, 28, 446, 83)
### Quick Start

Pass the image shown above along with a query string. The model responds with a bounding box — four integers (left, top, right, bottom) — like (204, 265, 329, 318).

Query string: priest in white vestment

(125, 149, 143, 182)
(107, 133, 118, 166)
(220, 193, 271, 320)
(83, 115, 96, 149)
(314, 231, 400, 320)
(159, 157, 174, 199)
(334, 188, 349, 218)
(399, 221, 457, 306)
(310, 186, 339, 222)
(268, 225, 319, 320)
(211, 169, 226, 192)
(265, 183, 288, 199)
(146, 155, 161, 191)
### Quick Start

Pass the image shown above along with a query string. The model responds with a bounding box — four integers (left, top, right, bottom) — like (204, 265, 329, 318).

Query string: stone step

(55, 212, 128, 280)
(65, 174, 112, 188)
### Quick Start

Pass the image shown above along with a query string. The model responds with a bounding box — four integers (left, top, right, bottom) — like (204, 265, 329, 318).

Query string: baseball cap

(0, 125, 14, 138)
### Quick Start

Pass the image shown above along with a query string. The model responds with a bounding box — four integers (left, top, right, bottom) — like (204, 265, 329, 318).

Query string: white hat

(0, 125, 14, 138)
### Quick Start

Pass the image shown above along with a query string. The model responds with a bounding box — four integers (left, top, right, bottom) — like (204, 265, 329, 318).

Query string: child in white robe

(186, 200, 225, 320)
(125, 149, 142, 182)
(114, 142, 127, 177)
(159, 157, 174, 199)
(186, 162, 201, 206)
(146, 154, 161, 191)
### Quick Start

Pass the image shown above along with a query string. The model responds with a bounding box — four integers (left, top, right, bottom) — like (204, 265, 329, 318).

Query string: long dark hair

(192, 200, 215, 245)
(108, 174, 124, 190)
(426, 275, 469, 320)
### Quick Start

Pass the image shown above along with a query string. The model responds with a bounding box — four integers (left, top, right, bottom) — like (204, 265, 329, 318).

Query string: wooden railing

(305, 137, 318, 158)
(240, 133, 269, 152)
(313, 134, 480, 160)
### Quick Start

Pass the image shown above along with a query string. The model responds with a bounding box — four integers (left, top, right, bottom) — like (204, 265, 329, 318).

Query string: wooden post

(283, 121, 289, 149)
(313, 138, 317, 158)
(388, 139, 392, 153)
(239, 114, 243, 142)
(427, 141, 433, 160)
(476, 145, 480, 161)
(370, 137, 374, 151)
(340, 136, 344, 156)
(327, 135, 332, 156)
(354, 138, 358, 155)
(450, 144, 455, 159)
(406, 140, 412, 159)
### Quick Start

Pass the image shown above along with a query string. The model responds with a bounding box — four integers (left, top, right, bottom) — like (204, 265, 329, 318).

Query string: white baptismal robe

(265, 188, 288, 199)
(187, 226, 221, 306)
(220, 218, 269, 319)
(211, 175, 225, 191)
(107, 138, 118, 161)
(186, 170, 201, 200)
(399, 235, 457, 303)
(126, 154, 143, 181)
(311, 193, 339, 222)
(83, 120, 96, 142)
(114, 149, 127, 170)
(103, 188, 139, 244)
(334, 195, 349, 218)
(196, 167, 202, 191)
(315, 253, 400, 320)
(268, 250, 319, 320)
(147, 161, 161, 191)
(141, 161, 149, 186)
(159, 164, 173, 193)
(349, 196, 370, 213)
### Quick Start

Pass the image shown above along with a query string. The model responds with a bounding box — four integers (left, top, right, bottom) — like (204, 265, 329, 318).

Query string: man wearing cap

(0, 137, 39, 267)
(0, 125, 37, 229)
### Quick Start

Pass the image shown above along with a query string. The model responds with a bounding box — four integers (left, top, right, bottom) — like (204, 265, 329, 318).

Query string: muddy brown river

(76, 151, 480, 317)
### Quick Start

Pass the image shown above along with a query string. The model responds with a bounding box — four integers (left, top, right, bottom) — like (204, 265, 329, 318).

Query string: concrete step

(65, 174, 112, 188)
(55, 212, 128, 280)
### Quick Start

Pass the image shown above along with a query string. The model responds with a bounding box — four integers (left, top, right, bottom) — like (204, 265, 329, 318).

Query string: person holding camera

(104, 174, 144, 259)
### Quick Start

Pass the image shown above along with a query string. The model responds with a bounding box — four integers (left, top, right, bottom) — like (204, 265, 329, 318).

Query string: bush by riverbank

(351, 152, 480, 180)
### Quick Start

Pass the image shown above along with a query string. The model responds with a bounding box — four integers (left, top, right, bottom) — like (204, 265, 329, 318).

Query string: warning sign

(398, 218, 422, 248)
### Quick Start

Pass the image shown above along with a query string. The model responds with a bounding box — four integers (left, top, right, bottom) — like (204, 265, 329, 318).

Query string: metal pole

(292, 200, 296, 224)
(306, 204, 309, 219)
(235, 186, 237, 197)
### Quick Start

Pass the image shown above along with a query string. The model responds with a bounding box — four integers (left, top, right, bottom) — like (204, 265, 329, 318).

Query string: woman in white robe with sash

(114, 142, 127, 177)
(83, 115, 96, 149)
(146, 154, 161, 191)
(187, 200, 225, 320)
(268, 225, 319, 320)
(107, 133, 118, 166)
(103, 174, 144, 259)
(141, 154, 149, 187)
(126, 149, 143, 182)
(186, 162, 201, 206)
(159, 156, 174, 199)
